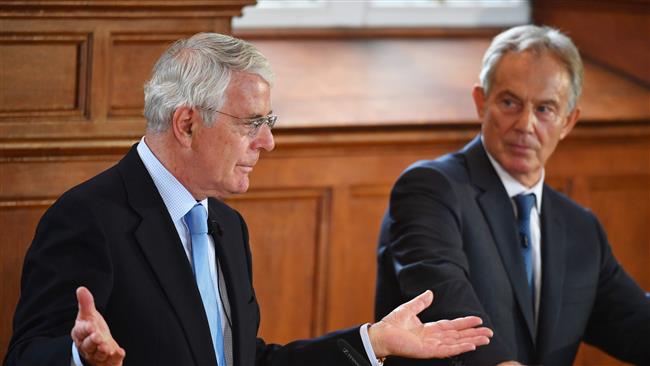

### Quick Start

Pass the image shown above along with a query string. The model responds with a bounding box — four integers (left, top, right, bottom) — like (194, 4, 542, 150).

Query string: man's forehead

(491, 51, 571, 96)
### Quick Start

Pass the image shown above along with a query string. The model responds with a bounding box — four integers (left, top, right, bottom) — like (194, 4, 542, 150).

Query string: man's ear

(171, 106, 196, 147)
(472, 85, 486, 119)
(560, 107, 580, 140)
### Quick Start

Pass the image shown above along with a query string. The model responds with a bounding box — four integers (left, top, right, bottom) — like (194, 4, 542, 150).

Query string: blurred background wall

(1, 1, 648, 364)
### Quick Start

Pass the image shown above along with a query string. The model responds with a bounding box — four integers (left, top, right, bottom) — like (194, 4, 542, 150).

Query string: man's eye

(502, 98, 517, 108)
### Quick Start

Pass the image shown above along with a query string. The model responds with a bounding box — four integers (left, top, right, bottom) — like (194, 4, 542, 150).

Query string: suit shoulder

(48, 164, 123, 213)
(399, 151, 470, 186)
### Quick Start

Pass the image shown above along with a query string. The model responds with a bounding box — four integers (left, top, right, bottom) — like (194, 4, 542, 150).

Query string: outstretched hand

(70, 287, 125, 366)
(368, 290, 492, 359)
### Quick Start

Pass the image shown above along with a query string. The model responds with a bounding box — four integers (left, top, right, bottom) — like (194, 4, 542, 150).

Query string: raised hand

(70, 287, 125, 366)
(369, 290, 492, 359)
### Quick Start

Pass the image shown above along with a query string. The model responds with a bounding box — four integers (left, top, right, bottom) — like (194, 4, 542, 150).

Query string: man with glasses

(6, 33, 492, 366)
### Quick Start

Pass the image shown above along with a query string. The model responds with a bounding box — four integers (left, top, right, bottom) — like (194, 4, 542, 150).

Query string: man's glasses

(198, 106, 277, 137)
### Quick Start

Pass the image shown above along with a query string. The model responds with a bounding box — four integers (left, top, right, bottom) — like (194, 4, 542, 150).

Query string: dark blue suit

(6, 145, 367, 366)
(375, 136, 650, 365)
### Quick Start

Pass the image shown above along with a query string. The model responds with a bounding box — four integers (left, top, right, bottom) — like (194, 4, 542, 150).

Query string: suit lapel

(536, 187, 566, 356)
(118, 145, 217, 366)
(208, 200, 248, 366)
(465, 137, 537, 342)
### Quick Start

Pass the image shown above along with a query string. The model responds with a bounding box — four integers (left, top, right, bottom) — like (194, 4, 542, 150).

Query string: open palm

(369, 290, 492, 359)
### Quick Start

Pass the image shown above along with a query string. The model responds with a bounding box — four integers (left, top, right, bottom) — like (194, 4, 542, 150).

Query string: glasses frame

(197, 106, 277, 137)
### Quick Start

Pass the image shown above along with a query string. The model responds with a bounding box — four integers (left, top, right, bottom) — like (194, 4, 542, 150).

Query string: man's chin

(229, 178, 250, 195)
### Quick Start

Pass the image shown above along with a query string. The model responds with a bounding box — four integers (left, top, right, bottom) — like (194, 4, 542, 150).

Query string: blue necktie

(514, 194, 535, 309)
(185, 204, 226, 366)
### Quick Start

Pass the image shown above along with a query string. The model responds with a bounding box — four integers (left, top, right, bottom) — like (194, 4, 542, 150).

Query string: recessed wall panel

(109, 34, 188, 117)
(0, 34, 89, 119)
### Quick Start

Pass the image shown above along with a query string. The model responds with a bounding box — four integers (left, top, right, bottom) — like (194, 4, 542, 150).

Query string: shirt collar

(481, 135, 544, 213)
(136, 137, 207, 221)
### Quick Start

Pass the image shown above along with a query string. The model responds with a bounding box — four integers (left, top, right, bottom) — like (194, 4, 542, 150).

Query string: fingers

(72, 287, 125, 365)
(78, 331, 125, 366)
(437, 342, 478, 358)
(77, 286, 96, 320)
(80, 332, 101, 356)
(456, 326, 493, 339)
(423, 319, 493, 339)
(71, 319, 92, 343)
(95, 338, 126, 364)
(400, 290, 434, 315)
(438, 316, 483, 330)
(106, 346, 126, 366)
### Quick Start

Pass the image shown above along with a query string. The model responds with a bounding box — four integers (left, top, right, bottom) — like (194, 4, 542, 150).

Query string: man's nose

(515, 105, 537, 133)
(252, 124, 275, 152)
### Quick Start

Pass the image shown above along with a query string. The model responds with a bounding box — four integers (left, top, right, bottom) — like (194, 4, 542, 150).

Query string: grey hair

(479, 25, 583, 112)
(143, 33, 274, 133)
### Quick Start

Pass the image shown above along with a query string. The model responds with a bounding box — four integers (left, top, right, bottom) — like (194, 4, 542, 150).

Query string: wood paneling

(533, 0, 650, 85)
(226, 189, 331, 343)
(587, 176, 650, 289)
(109, 34, 189, 117)
(1, 25, 649, 366)
(0, 33, 90, 119)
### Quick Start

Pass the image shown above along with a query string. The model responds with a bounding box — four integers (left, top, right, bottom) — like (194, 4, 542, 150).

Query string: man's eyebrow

(248, 110, 273, 119)
(536, 98, 561, 107)
(497, 90, 521, 100)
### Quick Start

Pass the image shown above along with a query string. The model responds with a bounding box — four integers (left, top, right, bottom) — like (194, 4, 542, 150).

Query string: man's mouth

(237, 164, 255, 173)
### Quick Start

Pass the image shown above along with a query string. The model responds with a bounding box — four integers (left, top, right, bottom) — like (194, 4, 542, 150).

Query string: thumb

(76, 286, 96, 319)
(401, 290, 434, 315)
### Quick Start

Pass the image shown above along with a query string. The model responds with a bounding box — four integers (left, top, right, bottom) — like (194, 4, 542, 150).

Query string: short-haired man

(375, 25, 649, 365)
(5, 33, 492, 366)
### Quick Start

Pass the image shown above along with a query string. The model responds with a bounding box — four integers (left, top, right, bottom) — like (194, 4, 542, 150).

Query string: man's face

(190, 72, 274, 198)
(473, 50, 580, 187)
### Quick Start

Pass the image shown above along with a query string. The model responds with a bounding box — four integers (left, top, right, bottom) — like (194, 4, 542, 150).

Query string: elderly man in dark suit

(5, 33, 493, 366)
(375, 25, 650, 366)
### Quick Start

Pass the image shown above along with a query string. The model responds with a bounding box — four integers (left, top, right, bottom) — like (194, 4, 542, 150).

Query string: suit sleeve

(4, 193, 113, 366)
(381, 167, 514, 366)
(581, 215, 650, 364)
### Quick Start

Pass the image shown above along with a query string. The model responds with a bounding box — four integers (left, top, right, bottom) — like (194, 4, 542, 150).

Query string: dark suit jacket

(375, 136, 650, 366)
(5, 145, 367, 366)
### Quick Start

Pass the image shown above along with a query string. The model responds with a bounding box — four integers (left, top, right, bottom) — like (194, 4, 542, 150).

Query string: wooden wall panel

(109, 34, 189, 118)
(226, 189, 331, 344)
(0, 33, 90, 119)
(327, 185, 391, 329)
(533, 0, 650, 86)
(587, 176, 650, 289)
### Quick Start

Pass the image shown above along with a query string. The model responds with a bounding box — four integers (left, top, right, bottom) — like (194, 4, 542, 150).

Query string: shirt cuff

(360, 323, 381, 366)
(71, 341, 83, 366)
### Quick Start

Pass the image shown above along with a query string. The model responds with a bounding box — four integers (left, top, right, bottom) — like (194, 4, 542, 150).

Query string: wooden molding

(234, 27, 505, 40)
(1, 121, 647, 159)
(0, 0, 256, 18)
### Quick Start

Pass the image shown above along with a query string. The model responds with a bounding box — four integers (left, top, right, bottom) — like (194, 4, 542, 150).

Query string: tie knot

(514, 193, 536, 221)
(185, 204, 208, 235)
